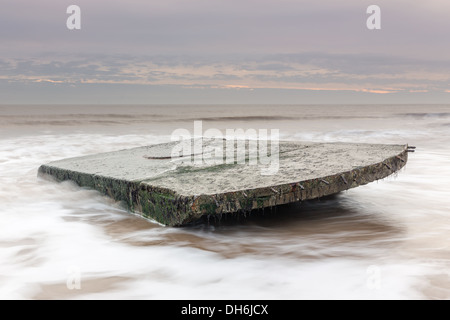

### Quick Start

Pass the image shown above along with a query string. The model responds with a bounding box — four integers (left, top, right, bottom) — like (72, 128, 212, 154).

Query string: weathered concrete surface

(38, 140, 409, 226)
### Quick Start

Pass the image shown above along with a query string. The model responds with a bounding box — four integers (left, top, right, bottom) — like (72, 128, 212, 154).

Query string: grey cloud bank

(1, 0, 449, 103)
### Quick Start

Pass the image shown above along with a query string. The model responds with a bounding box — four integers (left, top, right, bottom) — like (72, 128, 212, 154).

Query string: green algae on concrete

(38, 140, 409, 226)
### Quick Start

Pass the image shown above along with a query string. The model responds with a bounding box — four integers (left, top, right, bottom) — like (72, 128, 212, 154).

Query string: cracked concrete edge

(38, 146, 409, 226)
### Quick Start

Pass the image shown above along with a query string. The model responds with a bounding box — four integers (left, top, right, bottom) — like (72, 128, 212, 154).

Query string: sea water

(0, 104, 449, 299)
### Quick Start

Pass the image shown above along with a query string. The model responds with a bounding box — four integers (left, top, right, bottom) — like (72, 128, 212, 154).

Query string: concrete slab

(38, 140, 409, 226)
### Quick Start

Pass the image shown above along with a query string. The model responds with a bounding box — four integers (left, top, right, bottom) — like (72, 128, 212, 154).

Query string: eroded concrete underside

(39, 140, 408, 226)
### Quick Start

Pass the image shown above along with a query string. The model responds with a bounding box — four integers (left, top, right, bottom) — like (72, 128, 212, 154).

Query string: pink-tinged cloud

(359, 89, 398, 94)
(34, 79, 65, 84)
(224, 85, 251, 89)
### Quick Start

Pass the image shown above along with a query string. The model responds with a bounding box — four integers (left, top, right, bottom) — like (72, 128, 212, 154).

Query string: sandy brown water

(0, 104, 449, 299)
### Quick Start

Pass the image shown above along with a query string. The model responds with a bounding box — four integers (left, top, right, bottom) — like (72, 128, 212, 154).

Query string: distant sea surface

(0, 104, 449, 299)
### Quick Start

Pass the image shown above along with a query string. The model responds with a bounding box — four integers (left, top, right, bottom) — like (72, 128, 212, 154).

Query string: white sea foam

(0, 105, 449, 299)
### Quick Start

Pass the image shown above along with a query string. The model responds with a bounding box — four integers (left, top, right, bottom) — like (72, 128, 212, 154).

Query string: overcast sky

(1, 0, 450, 104)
